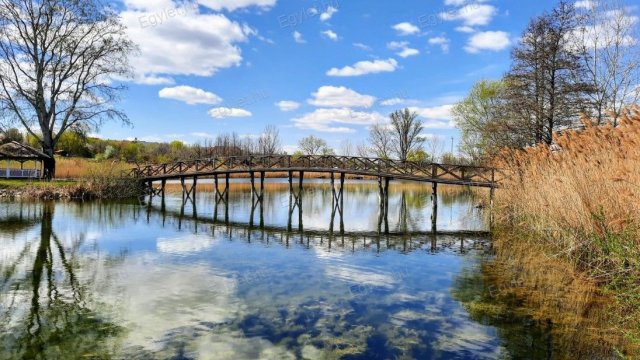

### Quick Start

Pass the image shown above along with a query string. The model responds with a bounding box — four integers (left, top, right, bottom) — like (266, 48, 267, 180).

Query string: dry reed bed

(495, 107, 640, 352)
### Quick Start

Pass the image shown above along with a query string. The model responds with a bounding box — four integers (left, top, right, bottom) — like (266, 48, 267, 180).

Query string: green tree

(298, 135, 327, 155)
(453, 80, 518, 161)
(0, 127, 23, 144)
(407, 149, 428, 162)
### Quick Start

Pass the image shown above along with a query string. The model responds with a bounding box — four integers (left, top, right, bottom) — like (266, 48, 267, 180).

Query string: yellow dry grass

(54, 157, 130, 179)
(494, 106, 640, 352)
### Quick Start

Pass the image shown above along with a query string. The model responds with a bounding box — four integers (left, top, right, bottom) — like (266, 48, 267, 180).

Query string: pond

(0, 180, 573, 359)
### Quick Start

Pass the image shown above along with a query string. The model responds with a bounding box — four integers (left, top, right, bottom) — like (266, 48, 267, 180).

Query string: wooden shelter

(0, 141, 49, 179)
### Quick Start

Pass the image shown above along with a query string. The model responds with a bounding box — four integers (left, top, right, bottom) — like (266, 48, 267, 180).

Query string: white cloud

(353, 42, 372, 51)
(208, 107, 252, 118)
(159, 85, 223, 105)
(392, 22, 420, 35)
(293, 31, 306, 43)
(380, 98, 405, 106)
(428, 36, 451, 53)
(464, 31, 511, 53)
(132, 74, 175, 85)
(440, 4, 497, 26)
(444, 0, 468, 5)
(292, 108, 386, 133)
(387, 41, 420, 58)
(121, 4, 252, 82)
(408, 105, 456, 128)
(320, 6, 338, 21)
(191, 132, 215, 138)
(197, 0, 277, 12)
(326, 58, 398, 77)
(308, 86, 376, 108)
(397, 48, 420, 58)
(455, 26, 476, 33)
(275, 100, 301, 111)
(574, 0, 596, 9)
(322, 29, 339, 41)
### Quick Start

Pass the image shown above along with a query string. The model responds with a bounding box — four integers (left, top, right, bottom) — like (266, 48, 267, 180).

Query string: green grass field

(0, 179, 77, 189)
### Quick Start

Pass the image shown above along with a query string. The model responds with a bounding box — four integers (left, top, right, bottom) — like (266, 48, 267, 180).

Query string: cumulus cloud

(428, 36, 451, 53)
(320, 6, 338, 21)
(307, 86, 376, 108)
(408, 105, 456, 128)
(380, 97, 406, 106)
(121, 4, 254, 83)
(455, 26, 476, 33)
(159, 85, 223, 105)
(197, 0, 277, 12)
(275, 100, 301, 111)
(440, 4, 497, 26)
(353, 42, 372, 51)
(326, 58, 398, 77)
(322, 29, 339, 41)
(574, 0, 596, 9)
(464, 31, 511, 53)
(293, 31, 306, 43)
(208, 107, 252, 118)
(392, 22, 420, 35)
(387, 41, 420, 58)
(292, 108, 386, 133)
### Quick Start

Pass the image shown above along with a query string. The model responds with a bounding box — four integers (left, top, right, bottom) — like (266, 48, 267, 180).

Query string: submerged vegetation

(491, 108, 640, 355)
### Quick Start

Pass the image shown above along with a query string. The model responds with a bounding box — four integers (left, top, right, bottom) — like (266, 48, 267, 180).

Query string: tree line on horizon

(454, 0, 640, 162)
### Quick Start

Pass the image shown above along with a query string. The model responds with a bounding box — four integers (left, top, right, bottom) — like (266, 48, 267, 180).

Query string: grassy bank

(493, 110, 640, 355)
(1, 160, 143, 200)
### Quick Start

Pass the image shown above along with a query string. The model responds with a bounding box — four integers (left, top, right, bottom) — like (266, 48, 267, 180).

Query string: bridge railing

(128, 155, 500, 186)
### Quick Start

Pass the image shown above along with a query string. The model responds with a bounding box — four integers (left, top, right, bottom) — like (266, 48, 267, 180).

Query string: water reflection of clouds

(100, 260, 240, 353)
(325, 265, 397, 288)
(156, 234, 217, 255)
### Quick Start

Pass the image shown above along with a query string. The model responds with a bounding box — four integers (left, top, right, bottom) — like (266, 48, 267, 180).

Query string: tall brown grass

(55, 157, 130, 179)
(495, 107, 640, 351)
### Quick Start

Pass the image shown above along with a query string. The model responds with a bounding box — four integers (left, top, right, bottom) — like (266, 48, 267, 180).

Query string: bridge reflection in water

(134, 155, 499, 231)
(140, 180, 490, 255)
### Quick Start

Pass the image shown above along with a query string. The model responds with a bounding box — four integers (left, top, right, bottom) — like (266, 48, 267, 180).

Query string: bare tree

(356, 143, 372, 157)
(505, 1, 593, 144)
(339, 139, 354, 156)
(0, 0, 135, 178)
(368, 123, 393, 159)
(389, 108, 424, 162)
(258, 125, 281, 155)
(423, 136, 444, 163)
(298, 135, 327, 155)
(575, 0, 640, 125)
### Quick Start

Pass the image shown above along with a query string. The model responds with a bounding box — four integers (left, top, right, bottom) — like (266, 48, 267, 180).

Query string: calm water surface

(0, 181, 557, 359)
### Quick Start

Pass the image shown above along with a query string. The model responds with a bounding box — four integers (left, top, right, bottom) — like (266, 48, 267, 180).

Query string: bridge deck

(130, 155, 499, 188)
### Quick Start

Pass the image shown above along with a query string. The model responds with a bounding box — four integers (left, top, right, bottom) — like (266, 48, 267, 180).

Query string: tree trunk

(42, 141, 56, 180)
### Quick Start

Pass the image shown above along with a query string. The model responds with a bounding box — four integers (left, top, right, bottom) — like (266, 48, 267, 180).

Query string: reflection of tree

(396, 190, 426, 232)
(0, 203, 122, 359)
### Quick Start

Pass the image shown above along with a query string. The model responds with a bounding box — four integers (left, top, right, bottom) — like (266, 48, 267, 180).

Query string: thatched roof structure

(0, 141, 50, 161)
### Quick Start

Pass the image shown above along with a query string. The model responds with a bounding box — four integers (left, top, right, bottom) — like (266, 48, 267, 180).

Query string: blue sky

(101, 0, 564, 153)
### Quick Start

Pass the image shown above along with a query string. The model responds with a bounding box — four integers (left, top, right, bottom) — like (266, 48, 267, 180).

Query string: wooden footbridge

(130, 155, 500, 232)
(129, 155, 499, 189)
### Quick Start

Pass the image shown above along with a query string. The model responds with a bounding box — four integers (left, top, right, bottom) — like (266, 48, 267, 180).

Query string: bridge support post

(339, 173, 345, 234)
(288, 171, 293, 193)
(431, 182, 438, 233)
(160, 179, 166, 212)
(299, 171, 304, 192)
(377, 177, 390, 235)
(489, 186, 495, 228)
